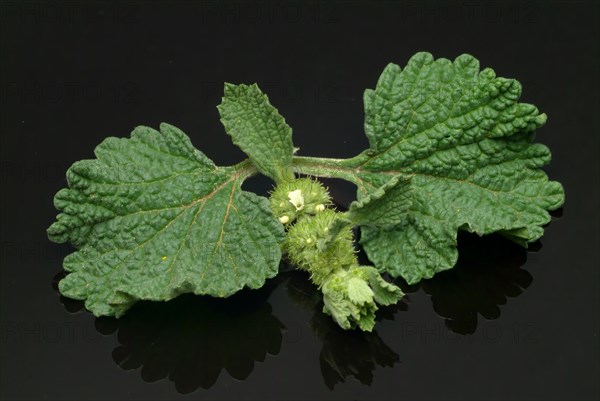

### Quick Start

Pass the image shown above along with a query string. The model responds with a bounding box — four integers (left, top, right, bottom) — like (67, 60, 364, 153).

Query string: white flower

(279, 215, 290, 224)
(287, 189, 304, 211)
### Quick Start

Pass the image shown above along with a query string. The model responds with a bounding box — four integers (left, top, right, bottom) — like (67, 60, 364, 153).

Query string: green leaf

(346, 277, 374, 305)
(48, 123, 285, 317)
(347, 53, 564, 284)
(364, 266, 404, 306)
(218, 83, 295, 183)
(345, 175, 413, 228)
(323, 175, 412, 247)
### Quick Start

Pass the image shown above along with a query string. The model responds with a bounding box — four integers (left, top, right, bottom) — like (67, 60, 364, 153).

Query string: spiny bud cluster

(269, 177, 403, 331)
(269, 178, 331, 225)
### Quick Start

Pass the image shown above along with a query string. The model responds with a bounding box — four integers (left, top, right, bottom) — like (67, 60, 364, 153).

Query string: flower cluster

(269, 178, 331, 225)
(321, 266, 403, 331)
(284, 209, 356, 286)
(271, 178, 404, 331)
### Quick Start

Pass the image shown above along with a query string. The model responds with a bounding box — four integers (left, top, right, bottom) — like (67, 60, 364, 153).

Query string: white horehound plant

(48, 53, 564, 331)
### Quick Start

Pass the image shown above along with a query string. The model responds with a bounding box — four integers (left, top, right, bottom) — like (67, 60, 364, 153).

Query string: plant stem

(291, 156, 362, 184)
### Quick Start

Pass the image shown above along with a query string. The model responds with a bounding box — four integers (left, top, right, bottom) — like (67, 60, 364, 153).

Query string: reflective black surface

(417, 232, 534, 335)
(1, 1, 598, 399)
(48, 230, 537, 394)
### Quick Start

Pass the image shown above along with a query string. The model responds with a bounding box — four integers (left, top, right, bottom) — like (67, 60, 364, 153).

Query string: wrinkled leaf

(347, 53, 564, 284)
(48, 123, 284, 317)
(218, 83, 295, 182)
(324, 175, 412, 247)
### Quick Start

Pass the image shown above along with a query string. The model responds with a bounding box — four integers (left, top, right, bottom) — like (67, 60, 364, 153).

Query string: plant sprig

(48, 52, 564, 330)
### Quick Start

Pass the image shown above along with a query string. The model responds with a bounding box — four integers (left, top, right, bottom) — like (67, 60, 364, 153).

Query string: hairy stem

(291, 156, 363, 184)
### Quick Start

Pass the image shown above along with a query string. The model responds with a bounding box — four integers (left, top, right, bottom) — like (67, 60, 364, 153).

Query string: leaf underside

(348, 52, 564, 284)
(48, 123, 284, 317)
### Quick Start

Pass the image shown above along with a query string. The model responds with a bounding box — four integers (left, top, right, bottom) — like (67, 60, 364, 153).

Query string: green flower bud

(270, 178, 331, 224)
(283, 209, 356, 286)
(321, 266, 404, 331)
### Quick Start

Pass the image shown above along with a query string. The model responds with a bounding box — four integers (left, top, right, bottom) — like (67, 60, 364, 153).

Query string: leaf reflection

(50, 229, 542, 391)
(51, 274, 285, 393)
(412, 232, 535, 334)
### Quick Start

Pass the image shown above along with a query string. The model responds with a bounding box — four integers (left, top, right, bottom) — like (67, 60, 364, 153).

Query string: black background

(1, 1, 599, 400)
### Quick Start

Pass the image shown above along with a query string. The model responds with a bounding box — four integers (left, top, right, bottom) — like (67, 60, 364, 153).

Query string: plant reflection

(50, 229, 539, 391)
(411, 232, 535, 334)
(106, 293, 283, 392)
(286, 270, 405, 389)
(52, 274, 284, 393)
